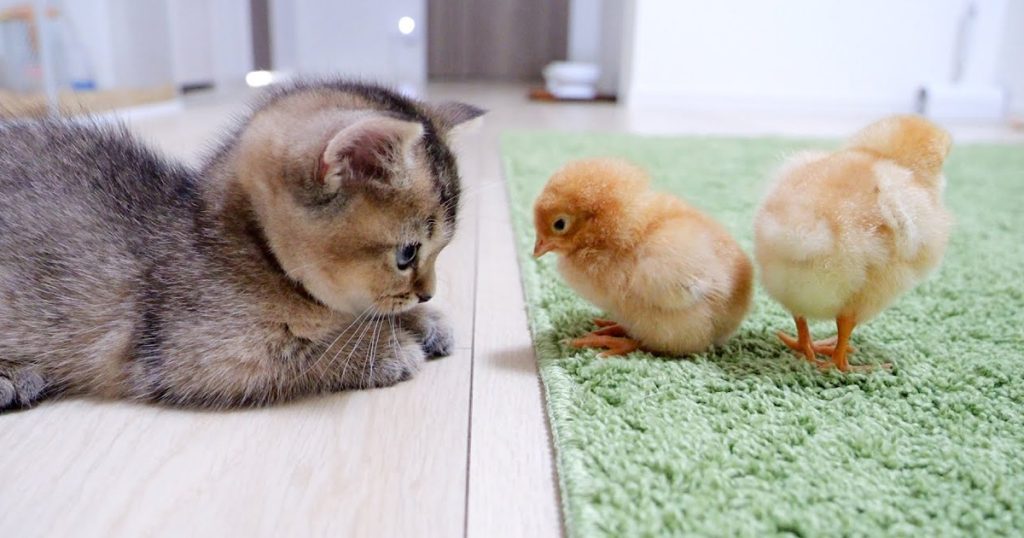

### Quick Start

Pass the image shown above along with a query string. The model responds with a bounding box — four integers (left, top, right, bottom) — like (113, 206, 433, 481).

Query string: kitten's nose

(416, 293, 432, 303)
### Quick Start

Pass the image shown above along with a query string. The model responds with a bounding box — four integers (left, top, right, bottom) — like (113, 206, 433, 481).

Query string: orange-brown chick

(754, 115, 953, 372)
(533, 158, 753, 357)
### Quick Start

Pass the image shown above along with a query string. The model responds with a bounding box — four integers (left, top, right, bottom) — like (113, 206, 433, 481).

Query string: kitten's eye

(551, 216, 569, 234)
(396, 243, 420, 271)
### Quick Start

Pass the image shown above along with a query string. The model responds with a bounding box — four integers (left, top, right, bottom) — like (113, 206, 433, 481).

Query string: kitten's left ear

(429, 101, 486, 137)
(318, 116, 424, 193)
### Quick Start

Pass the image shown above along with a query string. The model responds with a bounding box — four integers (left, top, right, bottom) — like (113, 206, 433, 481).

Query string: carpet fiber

(502, 132, 1024, 536)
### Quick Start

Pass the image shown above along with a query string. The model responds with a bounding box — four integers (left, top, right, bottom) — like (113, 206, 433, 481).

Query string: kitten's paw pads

(0, 367, 47, 411)
(364, 340, 426, 388)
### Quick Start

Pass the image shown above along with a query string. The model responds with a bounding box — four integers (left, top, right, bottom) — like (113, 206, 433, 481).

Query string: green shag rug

(502, 132, 1024, 537)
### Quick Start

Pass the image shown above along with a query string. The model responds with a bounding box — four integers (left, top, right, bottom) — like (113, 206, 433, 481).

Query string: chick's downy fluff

(533, 158, 753, 357)
(754, 115, 953, 371)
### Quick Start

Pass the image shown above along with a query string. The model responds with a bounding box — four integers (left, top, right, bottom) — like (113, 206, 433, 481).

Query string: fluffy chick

(533, 158, 753, 357)
(754, 115, 953, 372)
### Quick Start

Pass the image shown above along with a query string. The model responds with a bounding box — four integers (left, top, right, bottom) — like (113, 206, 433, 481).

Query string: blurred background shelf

(0, 85, 174, 118)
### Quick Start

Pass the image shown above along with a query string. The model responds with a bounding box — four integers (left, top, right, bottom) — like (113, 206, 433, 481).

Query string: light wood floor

(1, 83, 1019, 538)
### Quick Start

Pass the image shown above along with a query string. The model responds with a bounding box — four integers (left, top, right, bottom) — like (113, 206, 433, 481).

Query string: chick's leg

(827, 316, 890, 372)
(585, 318, 627, 336)
(777, 316, 825, 365)
(776, 316, 811, 353)
(571, 334, 640, 358)
(590, 324, 627, 337)
(830, 316, 855, 371)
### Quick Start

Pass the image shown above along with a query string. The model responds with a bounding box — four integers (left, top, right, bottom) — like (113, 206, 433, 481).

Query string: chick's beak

(533, 237, 554, 257)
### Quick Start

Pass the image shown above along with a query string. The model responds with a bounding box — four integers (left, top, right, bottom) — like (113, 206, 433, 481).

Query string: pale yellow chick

(533, 158, 753, 357)
(754, 115, 953, 371)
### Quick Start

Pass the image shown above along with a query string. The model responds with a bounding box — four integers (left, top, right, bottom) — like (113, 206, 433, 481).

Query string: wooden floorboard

(462, 123, 562, 538)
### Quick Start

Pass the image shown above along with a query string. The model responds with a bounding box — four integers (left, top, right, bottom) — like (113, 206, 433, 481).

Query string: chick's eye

(396, 243, 420, 270)
(552, 218, 567, 233)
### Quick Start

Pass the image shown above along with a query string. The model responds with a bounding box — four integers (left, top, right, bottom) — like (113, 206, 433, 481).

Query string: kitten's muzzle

(416, 293, 432, 303)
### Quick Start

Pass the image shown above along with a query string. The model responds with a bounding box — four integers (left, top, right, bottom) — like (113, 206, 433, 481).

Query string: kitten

(0, 79, 483, 410)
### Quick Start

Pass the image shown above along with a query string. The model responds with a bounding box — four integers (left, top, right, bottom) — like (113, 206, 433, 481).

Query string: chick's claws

(778, 333, 856, 357)
(570, 334, 640, 358)
(777, 332, 829, 368)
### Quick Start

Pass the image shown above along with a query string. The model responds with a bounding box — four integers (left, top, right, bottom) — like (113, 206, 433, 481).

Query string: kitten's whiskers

(365, 315, 385, 387)
(295, 307, 371, 382)
(335, 310, 379, 387)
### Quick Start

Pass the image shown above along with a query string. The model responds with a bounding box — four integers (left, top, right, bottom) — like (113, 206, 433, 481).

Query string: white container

(543, 61, 600, 99)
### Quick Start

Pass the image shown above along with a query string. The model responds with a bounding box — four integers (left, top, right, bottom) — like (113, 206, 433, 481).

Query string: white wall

(567, 0, 601, 63)
(60, 0, 116, 88)
(167, 0, 214, 86)
(106, 0, 174, 89)
(998, 0, 1024, 117)
(208, 0, 254, 86)
(269, 0, 297, 73)
(269, 0, 426, 88)
(167, 0, 253, 87)
(567, 0, 623, 95)
(621, 0, 1012, 115)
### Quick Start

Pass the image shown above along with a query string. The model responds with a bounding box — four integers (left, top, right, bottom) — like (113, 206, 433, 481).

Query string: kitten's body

(0, 80, 481, 410)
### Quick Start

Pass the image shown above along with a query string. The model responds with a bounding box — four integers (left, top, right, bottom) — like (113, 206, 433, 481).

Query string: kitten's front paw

(400, 306, 454, 359)
(422, 323, 455, 359)
(363, 336, 426, 388)
(0, 366, 47, 411)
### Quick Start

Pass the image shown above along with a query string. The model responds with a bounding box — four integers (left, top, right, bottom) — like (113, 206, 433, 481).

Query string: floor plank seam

(462, 156, 484, 538)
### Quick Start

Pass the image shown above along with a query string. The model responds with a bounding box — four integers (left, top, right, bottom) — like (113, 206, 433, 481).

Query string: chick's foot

(570, 334, 640, 358)
(777, 316, 828, 367)
(818, 315, 890, 373)
(592, 318, 618, 328)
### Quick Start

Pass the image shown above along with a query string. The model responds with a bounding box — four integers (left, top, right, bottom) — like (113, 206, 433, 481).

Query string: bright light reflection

(398, 16, 415, 35)
(245, 70, 275, 88)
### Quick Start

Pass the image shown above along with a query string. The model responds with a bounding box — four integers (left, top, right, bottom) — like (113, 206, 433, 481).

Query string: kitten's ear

(318, 116, 424, 192)
(430, 101, 486, 137)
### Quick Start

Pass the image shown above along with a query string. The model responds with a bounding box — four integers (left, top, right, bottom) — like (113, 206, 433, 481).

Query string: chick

(533, 158, 753, 357)
(754, 115, 953, 371)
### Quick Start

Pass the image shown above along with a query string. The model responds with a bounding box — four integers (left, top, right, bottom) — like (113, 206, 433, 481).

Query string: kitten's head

(229, 83, 483, 315)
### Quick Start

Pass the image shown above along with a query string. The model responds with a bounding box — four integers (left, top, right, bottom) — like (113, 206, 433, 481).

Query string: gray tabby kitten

(0, 79, 483, 410)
